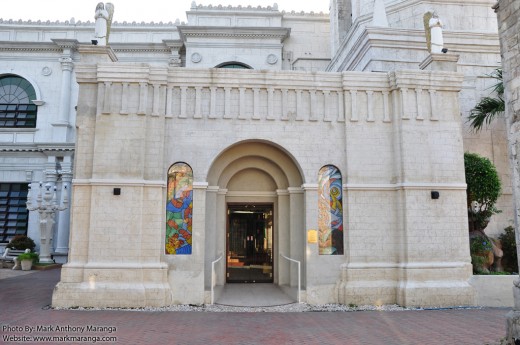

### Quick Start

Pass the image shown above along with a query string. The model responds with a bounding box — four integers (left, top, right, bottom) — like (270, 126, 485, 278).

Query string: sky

(1, 0, 329, 23)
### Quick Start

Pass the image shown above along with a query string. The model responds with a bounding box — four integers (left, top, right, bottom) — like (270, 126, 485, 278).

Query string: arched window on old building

(216, 62, 252, 69)
(0, 75, 38, 128)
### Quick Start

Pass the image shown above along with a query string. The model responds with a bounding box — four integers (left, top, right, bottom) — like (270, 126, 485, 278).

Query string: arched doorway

(205, 141, 304, 290)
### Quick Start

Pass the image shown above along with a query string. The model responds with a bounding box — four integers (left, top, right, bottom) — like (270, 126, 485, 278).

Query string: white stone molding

(296, 90, 303, 121)
(343, 261, 469, 269)
(224, 87, 232, 119)
(138, 82, 148, 115)
(194, 87, 202, 118)
(400, 87, 410, 120)
(178, 26, 290, 43)
(323, 90, 331, 122)
(102, 82, 111, 115)
(238, 87, 246, 120)
(41, 66, 52, 76)
(309, 90, 317, 121)
(226, 191, 278, 197)
(81, 68, 463, 124)
(287, 186, 304, 194)
(345, 182, 467, 190)
(301, 183, 318, 191)
(206, 185, 220, 193)
(350, 90, 358, 122)
(281, 89, 289, 121)
(152, 84, 161, 117)
(72, 178, 167, 187)
(209, 87, 217, 119)
(415, 88, 424, 120)
(96, 82, 104, 116)
(267, 88, 275, 120)
(180, 86, 188, 118)
(193, 181, 209, 189)
(120, 82, 129, 115)
(337, 91, 345, 122)
(266, 54, 278, 65)
(165, 85, 173, 118)
(382, 91, 390, 122)
(429, 89, 438, 121)
(276, 189, 290, 196)
(191, 52, 202, 63)
(252, 88, 261, 120)
(366, 90, 374, 122)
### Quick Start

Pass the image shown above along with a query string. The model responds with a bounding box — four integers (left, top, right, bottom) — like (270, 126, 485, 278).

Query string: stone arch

(207, 140, 303, 188)
(204, 140, 305, 290)
(0, 71, 42, 100)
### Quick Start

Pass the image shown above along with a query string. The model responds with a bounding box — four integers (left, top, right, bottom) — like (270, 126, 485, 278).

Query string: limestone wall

(53, 46, 474, 307)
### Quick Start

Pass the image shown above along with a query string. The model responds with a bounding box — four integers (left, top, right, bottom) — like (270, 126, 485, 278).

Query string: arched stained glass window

(165, 162, 193, 255)
(0, 75, 38, 128)
(318, 165, 344, 255)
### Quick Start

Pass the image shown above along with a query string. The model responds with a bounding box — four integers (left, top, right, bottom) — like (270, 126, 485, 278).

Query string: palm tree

(467, 68, 505, 132)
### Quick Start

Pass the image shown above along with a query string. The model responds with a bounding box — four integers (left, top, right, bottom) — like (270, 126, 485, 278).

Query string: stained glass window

(165, 163, 193, 255)
(318, 165, 344, 255)
(0, 75, 38, 128)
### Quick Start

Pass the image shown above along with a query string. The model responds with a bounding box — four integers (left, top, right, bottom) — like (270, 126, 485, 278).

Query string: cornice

(178, 26, 290, 42)
(0, 41, 61, 53)
(0, 18, 181, 27)
(189, 3, 279, 12)
(51, 38, 79, 50)
(329, 26, 499, 72)
(0, 142, 75, 152)
(110, 43, 171, 53)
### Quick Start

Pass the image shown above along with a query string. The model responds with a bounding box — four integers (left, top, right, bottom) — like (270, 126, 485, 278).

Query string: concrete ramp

(215, 284, 296, 307)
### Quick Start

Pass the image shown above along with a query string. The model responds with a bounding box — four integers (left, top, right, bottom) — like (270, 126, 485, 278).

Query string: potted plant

(17, 251, 39, 271)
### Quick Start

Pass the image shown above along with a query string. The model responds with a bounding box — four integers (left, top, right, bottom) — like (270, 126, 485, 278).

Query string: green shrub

(464, 152, 502, 232)
(6, 235, 36, 251)
(470, 236, 493, 274)
(499, 226, 518, 273)
(17, 252, 39, 264)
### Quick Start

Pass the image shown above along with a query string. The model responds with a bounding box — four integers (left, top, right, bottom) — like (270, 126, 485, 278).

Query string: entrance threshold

(215, 284, 296, 307)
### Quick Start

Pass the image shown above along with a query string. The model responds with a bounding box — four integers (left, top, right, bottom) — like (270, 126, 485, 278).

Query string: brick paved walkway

(0, 269, 509, 344)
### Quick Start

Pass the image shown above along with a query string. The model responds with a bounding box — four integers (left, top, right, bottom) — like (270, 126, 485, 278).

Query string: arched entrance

(205, 141, 304, 294)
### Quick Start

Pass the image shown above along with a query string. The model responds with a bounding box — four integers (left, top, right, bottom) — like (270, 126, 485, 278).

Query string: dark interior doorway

(227, 204, 273, 283)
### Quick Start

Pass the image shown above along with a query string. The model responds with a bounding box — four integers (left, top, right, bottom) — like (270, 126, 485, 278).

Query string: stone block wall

(53, 46, 474, 307)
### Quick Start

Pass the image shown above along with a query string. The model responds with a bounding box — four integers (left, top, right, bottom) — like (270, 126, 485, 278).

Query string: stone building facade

(0, 0, 512, 307)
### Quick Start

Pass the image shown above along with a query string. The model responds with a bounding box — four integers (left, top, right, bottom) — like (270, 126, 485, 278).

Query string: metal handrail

(280, 253, 301, 303)
(211, 254, 223, 304)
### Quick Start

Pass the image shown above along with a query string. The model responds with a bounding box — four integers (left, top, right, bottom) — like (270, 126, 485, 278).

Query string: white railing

(211, 254, 224, 304)
(280, 253, 301, 303)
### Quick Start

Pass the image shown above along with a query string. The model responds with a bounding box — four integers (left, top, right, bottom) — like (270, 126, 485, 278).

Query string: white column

(53, 56, 74, 141)
(58, 57, 73, 124)
(55, 156, 72, 255)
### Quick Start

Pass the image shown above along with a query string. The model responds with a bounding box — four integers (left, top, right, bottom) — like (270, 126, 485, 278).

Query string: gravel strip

(54, 303, 482, 313)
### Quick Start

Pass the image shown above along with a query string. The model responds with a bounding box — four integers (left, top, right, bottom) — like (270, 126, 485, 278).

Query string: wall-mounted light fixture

(113, 188, 121, 196)
(431, 191, 440, 199)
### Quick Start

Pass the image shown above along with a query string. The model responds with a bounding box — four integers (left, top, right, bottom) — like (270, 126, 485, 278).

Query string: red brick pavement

(0, 269, 508, 345)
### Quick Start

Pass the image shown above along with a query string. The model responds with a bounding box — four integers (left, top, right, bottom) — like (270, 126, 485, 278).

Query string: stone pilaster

(51, 39, 78, 142)
(493, 0, 520, 343)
